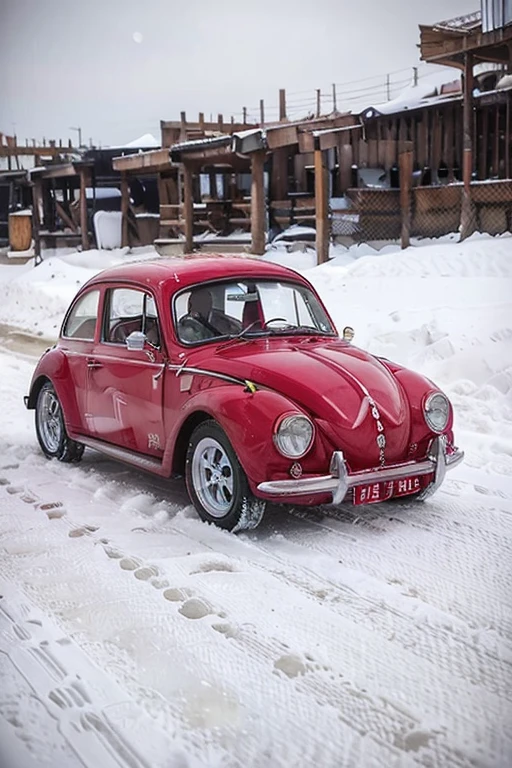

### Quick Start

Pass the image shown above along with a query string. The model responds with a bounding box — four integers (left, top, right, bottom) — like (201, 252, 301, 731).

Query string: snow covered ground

(0, 235, 511, 768)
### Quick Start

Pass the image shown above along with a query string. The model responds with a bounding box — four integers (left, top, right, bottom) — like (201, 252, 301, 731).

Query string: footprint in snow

(163, 587, 193, 602)
(179, 597, 213, 620)
(134, 565, 159, 581)
(68, 526, 96, 538)
(273, 654, 308, 679)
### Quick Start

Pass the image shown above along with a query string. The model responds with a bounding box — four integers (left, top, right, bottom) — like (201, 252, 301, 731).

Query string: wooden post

(79, 170, 89, 250)
(314, 148, 329, 265)
(260, 99, 265, 127)
(338, 143, 353, 194)
(250, 150, 266, 255)
(460, 52, 475, 240)
(479, 108, 488, 179)
(180, 111, 187, 141)
(32, 179, 42, 263)
(120, 171, 129, 248)
(493, 104, 500, 177)
(208, 171, 217, 199)
(198, 112, 205, 134)
(506, 96, 510, 180)
(183, 163, 194, 253)
(218, 113, 224, 132)
(279, 89, 286, 121)
(399, 144, 413, 250)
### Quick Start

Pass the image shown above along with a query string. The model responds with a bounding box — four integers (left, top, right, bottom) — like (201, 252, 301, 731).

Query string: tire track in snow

(267, 498, 512, 641)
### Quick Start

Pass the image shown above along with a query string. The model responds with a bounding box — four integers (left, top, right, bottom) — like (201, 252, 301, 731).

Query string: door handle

(87, 359, 102, 370)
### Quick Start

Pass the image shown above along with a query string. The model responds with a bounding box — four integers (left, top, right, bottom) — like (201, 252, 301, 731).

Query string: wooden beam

(183, 164, 194, 253)
(120, 172, 129, 248)
(250, 151, 266, 255)
(55, 201, 78, 233)
(314, 149, 329, 265)
(112, 149, 170, 173)
(79, 169, 89, 250)
(266, 125, 298, 150)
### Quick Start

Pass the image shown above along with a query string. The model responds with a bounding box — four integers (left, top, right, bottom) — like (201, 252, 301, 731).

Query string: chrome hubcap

(38, 389, 62, 453)
(191, 437, 234, 518)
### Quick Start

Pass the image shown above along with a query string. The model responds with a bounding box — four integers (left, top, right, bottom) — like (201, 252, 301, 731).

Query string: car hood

(194, 338, 412, 467)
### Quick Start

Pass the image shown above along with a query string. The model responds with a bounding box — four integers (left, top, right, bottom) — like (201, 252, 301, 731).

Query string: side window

(62, 289, 100, 340)
(104, 288, 161, 347)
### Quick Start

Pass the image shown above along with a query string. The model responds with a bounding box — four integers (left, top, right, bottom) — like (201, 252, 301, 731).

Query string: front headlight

(424, 392, 450, 433)
(274, 414, 314, 459)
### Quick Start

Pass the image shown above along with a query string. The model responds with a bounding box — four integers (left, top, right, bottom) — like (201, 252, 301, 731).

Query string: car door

(86, 285, 166, 456)
(60, 287, 101, 434)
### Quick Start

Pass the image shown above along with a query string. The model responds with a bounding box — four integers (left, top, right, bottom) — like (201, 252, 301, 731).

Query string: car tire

(35, 381, 84, 463)
(185, 420, 266, 532)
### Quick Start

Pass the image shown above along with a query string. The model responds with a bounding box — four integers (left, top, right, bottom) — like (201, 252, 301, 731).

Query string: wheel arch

(26, 374, 51, 409)
(171, 410, 212, 476)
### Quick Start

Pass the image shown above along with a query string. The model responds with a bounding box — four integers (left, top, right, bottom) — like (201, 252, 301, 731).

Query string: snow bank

(0, 246, 157, 338)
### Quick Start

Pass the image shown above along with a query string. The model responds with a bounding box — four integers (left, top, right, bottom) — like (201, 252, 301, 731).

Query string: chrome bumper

(257, 437, 464, 504)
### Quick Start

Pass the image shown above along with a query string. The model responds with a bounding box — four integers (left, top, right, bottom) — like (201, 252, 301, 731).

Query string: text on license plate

(354, 476, 428, 505)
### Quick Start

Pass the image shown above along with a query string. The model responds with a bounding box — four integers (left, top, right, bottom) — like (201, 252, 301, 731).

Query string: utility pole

(69, 126, 82, 147)
(386, 74, 391, 101)
(332, 83, 337, 113)
(413, 67, 418, 86)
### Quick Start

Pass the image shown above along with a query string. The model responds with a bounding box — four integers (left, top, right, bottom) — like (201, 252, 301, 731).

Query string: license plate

(353, 475, 428, 505)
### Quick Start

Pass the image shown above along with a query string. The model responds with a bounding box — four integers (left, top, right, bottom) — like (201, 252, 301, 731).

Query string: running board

(76, 435, 166, 476)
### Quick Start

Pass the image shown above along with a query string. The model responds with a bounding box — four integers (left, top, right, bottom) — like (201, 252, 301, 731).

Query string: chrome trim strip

(257, 438, 464, 501)
(168, 364, 250, 388)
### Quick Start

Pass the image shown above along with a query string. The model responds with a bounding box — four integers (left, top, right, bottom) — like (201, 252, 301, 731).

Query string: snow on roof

(360, 70, 461, 118)
(432, 10, 481, 33)
(109, 133, 160, 150)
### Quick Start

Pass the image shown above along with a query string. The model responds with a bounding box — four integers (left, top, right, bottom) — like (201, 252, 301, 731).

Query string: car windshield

(174, 279, 336, 345)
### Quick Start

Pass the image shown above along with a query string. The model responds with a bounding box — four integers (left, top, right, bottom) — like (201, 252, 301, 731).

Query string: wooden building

(29, 161, 94, 257)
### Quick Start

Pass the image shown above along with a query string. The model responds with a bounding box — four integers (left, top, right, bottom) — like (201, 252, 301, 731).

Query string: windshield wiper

(266, 326, 334, 336)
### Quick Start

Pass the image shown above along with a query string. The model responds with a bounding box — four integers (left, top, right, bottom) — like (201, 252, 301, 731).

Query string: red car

(25, 256, 463, 532)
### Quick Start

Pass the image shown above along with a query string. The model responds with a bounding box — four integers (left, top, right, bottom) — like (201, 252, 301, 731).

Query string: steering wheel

(262, 317, 288, 329)
(179, 314, 215, 341)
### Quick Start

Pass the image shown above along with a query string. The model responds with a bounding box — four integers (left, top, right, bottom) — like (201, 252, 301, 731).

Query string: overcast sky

(1, 0, 477, 147)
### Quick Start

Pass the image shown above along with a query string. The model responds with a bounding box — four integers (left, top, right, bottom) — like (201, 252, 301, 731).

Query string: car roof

(84, 255, 310, 293)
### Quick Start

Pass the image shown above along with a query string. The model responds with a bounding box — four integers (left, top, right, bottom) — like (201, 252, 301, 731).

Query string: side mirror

(342, 326, 355, 343)
(126, 331, 146, 351)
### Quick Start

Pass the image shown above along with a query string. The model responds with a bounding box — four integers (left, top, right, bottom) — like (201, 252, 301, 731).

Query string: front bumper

(257, 436, 464, 504)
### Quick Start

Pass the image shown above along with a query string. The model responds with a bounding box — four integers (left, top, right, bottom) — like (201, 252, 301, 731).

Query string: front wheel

(35, 381, 84, 463)
(185, 420, 266, 532)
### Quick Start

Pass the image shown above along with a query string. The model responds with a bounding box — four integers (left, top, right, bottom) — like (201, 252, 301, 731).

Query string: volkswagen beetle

(25, 256, 463, 532)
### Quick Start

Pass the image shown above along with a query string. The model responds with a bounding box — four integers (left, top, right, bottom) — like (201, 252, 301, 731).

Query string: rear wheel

(35, 381, 84, 463)
(185, 420, 266, 532)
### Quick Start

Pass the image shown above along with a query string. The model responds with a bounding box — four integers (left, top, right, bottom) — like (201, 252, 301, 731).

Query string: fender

(393, 367, 454, 455)
(26, 348, 85, 434)
(162, 383, 332, 488)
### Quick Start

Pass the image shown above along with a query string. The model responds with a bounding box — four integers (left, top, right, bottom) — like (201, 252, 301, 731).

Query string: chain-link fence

(330, 181, 512, 245)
